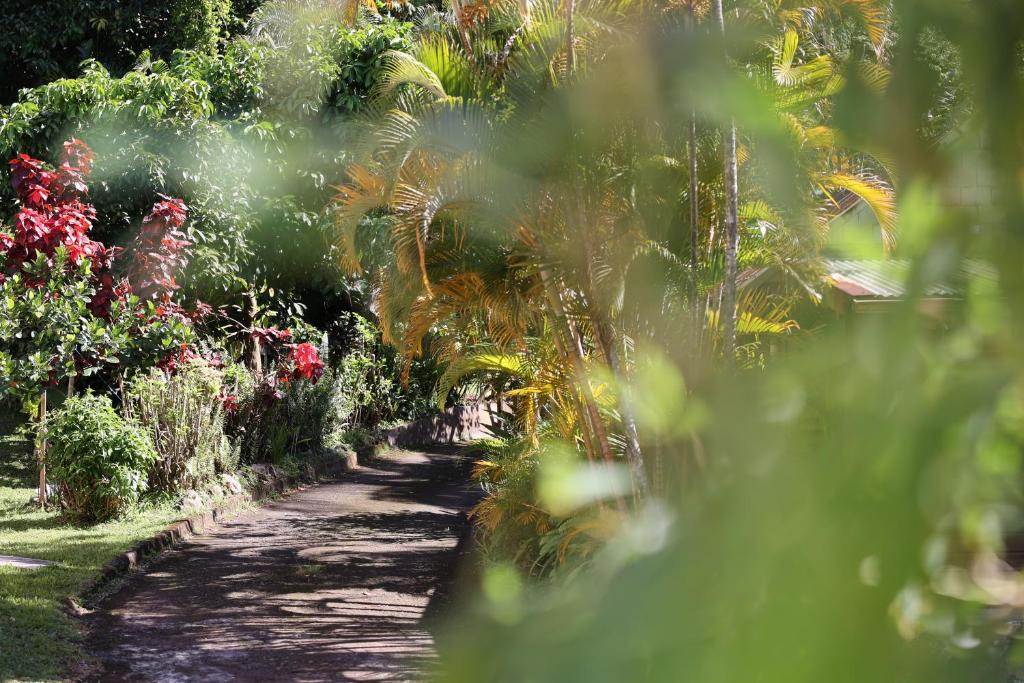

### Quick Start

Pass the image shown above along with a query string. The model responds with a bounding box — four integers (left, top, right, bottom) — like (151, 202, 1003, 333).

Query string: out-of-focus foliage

(342, 0, 1024, 679)
(333, 0, 896, 563)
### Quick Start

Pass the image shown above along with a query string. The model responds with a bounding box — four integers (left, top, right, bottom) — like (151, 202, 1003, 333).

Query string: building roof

(824, 259, 996, 300)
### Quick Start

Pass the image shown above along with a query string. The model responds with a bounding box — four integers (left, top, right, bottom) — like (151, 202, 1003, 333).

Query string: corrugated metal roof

(824, 259, 996, 299)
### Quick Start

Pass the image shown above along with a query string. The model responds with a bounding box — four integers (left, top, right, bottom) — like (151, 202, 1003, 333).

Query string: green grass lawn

(0, 424, 186, 682)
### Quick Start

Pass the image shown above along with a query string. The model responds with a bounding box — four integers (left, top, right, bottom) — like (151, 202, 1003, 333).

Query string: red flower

(220, 391, 240, 416)
(283, 342, 324, 383)
(157, 345, 199, 373)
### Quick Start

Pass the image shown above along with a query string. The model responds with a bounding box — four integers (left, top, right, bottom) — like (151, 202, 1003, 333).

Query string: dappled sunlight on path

(85, 448, 478, 682)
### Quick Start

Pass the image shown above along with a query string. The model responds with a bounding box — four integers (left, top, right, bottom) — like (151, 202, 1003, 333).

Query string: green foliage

(0, 15, 415, 322)
(0, 59, 255, 301)
(330, 20, 417, 114)
(46, 392, 157, 523)
(0, 0, 238, 102)
(0, 251, 133, 401)
(331, 312, 440, 427)
(125, 359, 236, 495)
(172, 0, 234, 55)
(225, 355, 338, 464)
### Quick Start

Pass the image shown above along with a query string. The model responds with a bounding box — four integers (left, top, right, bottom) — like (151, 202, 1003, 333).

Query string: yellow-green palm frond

(333, 164, 391, 273)
(434, 350, 529, 407)
(371, 50, 449, 107)
(707, 288, 798, 338)
(822, 172, 897, 252)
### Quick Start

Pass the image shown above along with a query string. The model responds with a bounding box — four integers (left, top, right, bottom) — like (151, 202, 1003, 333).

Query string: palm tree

(710, 0, 741, 357)
(333, 0, 894, 504)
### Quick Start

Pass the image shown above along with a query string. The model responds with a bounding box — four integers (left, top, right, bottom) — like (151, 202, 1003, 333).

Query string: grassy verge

(0, 427, 186, 681)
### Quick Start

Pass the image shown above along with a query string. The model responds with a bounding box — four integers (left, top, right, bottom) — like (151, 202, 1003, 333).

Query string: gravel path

(84, 447, 478, 682)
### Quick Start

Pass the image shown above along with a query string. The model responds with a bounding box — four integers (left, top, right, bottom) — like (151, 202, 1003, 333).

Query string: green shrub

(125, 358, 237, 495)
(336, 425, 385, 462)
(226, 362, 340, 465)
(331, 313, 440, 429)
(0, 0, 236, 101)
(46, 393, 158, 523)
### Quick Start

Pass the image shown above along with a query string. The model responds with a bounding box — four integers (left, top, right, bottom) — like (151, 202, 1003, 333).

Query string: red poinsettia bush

(4, 141, 118, 302)
(126, 197, 191, 301)
(0, 139, 199, 398)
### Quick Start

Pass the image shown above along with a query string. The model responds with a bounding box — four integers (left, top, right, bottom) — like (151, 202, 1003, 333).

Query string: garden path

(84, 446, 478, 682)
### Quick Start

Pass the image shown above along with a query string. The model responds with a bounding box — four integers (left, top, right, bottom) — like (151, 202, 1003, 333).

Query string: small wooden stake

(37, 389, 47, 510)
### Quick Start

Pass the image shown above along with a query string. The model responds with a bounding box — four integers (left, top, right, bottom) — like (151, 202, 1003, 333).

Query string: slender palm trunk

(540, 268, 626, 516)
(451, 0, 474, 58)
(721, 125, 739, 355)
(687, 113, 701, 327)
(686, 8, 701, 335)
(712, 0, 739, 357)
(572, 180, 650, 500)
(540, 268, 615, 469)
(592, 313, 650, 499)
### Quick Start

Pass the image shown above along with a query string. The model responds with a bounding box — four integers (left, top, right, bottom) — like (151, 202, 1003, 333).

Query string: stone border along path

(83, 446, 480, 682)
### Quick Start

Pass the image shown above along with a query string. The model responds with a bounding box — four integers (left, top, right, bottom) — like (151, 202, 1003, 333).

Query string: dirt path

(84, 447, 478, 682)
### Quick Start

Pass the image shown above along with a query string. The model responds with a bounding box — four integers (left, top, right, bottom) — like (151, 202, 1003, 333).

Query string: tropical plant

(0, 0, 238, 101)
(125, 358, 237, 494)
(46, 392, 158, 523)
(0, 141, 197, 400)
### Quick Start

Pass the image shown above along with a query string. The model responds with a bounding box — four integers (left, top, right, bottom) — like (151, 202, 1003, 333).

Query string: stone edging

(72, 449, 359, 608)
(384, 400, 508, 448)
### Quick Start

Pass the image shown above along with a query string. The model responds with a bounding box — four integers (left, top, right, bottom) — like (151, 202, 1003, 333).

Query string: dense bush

(0, 140, 195, 401)
(125, 358, 237, 495)
(0, 0, 239, 102)
(46, 392, 158, 523)
(331, 312, 439, 428)
(0, 15, 414, 325)
(225, 338, 338, 464)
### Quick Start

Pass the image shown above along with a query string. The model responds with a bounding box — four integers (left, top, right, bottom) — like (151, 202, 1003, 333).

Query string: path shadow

(83, 447, 482, 682)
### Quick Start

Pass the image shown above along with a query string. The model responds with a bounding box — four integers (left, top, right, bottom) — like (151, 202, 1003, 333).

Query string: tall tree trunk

(248, 290, 263, 378)
(36, 389, 47, 510)
(712, 0, 739, 357)
(564, 0, 576, 75)
(687, 112, 701, 333)
(561, 0, 638, 507)
(592, 313, 650, 500)
(686, 6, 701, 336)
